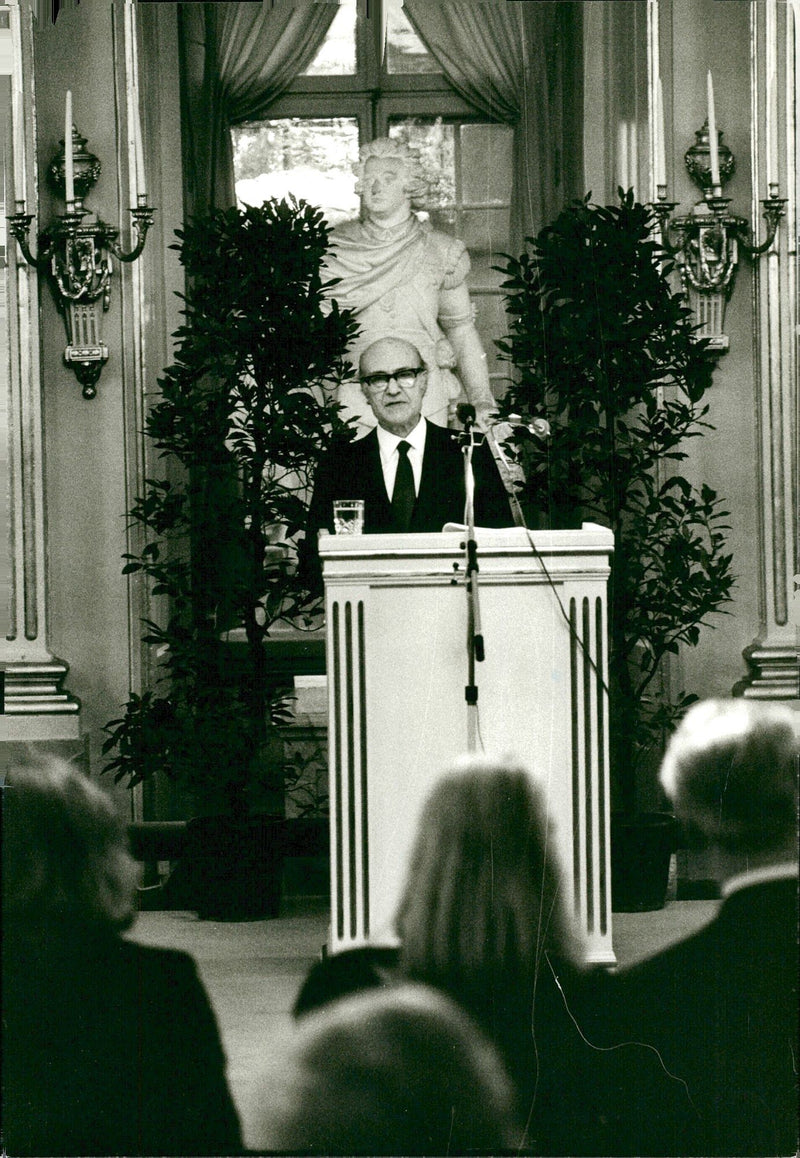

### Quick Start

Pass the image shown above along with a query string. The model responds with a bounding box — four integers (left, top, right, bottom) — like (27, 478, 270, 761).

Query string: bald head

(359, 338, 422, 380)
(360, 338, 428, 437)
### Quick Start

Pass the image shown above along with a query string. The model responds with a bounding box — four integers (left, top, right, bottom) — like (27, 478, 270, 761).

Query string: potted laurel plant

(102, 196, 357, 918)
(495, 189, 735, 909)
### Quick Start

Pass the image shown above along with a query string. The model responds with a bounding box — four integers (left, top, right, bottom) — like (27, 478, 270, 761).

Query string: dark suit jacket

(583, 877, 799, 1157)
(302, 420, 514, 589)
(2, 923, 243, 1156)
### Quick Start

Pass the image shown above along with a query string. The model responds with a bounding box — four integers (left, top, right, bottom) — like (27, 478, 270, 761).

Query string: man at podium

(302, 337, 512, 589)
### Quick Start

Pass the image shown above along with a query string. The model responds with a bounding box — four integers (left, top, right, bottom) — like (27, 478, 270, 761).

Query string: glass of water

(333, 500, 365, 535)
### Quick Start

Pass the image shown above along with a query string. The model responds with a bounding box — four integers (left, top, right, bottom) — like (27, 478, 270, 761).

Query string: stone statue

(322, 138, 498, 433)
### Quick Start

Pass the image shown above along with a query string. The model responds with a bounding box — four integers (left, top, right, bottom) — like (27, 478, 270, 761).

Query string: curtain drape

(179, 1, 337, 219)
(403, 0, 583, 253)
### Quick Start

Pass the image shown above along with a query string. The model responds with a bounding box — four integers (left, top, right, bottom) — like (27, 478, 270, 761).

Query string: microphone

(492, 414, 551, 439)
(456, 403, 476, 430)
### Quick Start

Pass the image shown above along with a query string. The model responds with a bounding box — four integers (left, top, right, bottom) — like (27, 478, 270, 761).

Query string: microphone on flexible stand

(455, 403, 479, 448)
(484, 415, 549, 529)
(455, 402, 484, 747)
(494, 413, 551, 440)
(456, 402, 477, 430)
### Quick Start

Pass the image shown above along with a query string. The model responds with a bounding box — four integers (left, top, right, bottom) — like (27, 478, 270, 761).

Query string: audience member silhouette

(590, 698, 799, 1157)
(393, 756, 607, 1155)
(248, 982, 522, 1155)
(1, 756, 242, 1157)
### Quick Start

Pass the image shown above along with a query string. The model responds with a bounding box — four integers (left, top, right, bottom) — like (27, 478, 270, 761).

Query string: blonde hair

(2, 756, 140, 931)
(660, 698, 799, 853)
(396, 756, 582, 1019)
(353, 137, 428, 210)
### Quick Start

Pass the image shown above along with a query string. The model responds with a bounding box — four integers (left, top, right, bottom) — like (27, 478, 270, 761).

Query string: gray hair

(353, 137, 428, 209)
(250, 983, 521, 1154)
(659, 698, 799, 853)
(2, 756, 140, 931)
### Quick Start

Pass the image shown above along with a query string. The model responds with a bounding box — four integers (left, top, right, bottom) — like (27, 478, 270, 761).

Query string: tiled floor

(128, 896, 718, 1148)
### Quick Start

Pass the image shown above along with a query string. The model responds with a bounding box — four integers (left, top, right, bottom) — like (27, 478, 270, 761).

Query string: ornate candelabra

(6, 125, 155, 398)
(651, 121, 785, 352)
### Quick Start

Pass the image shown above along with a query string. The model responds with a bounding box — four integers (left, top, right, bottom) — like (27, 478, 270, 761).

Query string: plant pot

(281, 817, 330, 899)
(128, 821, 188, 863)
(611, 812, 677, 912)
(282, 816, 329, 858)
(182, 814, 285, 921)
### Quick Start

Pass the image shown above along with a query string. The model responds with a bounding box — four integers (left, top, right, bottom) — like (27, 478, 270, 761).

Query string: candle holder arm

(6, 211, 55, 270)
(731, 195, 787, 256)
(106, 203, 156, 263)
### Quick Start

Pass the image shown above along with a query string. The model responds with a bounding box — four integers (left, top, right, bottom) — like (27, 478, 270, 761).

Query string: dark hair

(2, 757, 139, 931)
(250, 983, 521, 1155)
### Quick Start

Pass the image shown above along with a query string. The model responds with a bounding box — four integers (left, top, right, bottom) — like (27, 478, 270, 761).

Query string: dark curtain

(179, 1, 337, 219)
(403, 0, 584, 252)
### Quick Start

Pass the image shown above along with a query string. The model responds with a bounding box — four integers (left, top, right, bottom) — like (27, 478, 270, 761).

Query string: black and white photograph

(1, 1, 798, 1154)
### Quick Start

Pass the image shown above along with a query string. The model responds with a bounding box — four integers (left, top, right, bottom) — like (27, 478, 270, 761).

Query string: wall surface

(15, 0, 794, 814)
(663, 0, 781, 702)
(30, 0, 184, 807)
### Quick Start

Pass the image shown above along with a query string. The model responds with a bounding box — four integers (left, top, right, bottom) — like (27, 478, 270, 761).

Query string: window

(231, 0, 513, 394)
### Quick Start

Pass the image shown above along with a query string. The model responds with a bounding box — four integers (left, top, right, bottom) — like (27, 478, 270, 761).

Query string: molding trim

(1, 0, 81, 744)
(737, 0, 799, 698)
(736, 644, 800, 700)
(0, 659, 80, 740)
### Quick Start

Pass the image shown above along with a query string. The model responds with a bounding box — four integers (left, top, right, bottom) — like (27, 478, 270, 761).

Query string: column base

(0, 659, 81, 741)
(733, 643, 800, 700)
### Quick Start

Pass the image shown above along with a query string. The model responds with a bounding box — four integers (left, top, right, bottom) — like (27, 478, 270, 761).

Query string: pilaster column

(1, 0, 80, 742)
(738, 0, 799, 700)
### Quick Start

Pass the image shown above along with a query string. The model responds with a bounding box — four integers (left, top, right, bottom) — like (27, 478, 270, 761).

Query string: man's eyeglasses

(361, 367, 426, 392)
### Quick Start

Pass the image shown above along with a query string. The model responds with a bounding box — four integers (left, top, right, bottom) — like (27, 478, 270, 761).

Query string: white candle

(10, 2, 24, 201)
(655, 77, 666, 187)
(64, 89, 75, 204)
(706, 70, 720, 188)
(617, 120, 629, 191)
(134, 105, 145, 200)
(765, 64, 776, 189)
(12, 83, 24, 201)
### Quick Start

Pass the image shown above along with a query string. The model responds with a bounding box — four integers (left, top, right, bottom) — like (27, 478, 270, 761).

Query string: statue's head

(354, 138, 428, 211)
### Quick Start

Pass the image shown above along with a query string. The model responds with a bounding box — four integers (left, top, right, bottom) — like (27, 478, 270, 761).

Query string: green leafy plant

(103, 197, 358, 820)
(496, 190, 735, 812)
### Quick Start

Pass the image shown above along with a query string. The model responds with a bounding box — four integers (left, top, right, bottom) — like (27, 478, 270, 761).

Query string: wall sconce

(6, 124, 155, 398)
(651, 121, 786, 353)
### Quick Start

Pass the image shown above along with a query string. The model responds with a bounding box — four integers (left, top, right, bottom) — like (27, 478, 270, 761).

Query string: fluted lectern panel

(322, 526, 615, 964)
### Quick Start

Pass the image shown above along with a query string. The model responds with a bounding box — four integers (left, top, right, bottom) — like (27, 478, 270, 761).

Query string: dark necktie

(391, 440, 415, 531)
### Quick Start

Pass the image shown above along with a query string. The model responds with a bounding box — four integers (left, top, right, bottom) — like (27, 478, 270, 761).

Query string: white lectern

(320, 524, 615, 965)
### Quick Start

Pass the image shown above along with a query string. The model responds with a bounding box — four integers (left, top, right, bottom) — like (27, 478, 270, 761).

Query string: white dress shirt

(376, 418, 427, 500)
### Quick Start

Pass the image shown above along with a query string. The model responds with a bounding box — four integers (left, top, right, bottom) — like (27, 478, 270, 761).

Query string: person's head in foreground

(359, 336, 428, 438)
(659, 697, 799, 864)
(248, 982, 521, 1155)
(395, 755, 583, 1013)
(2, 755, 140, 933)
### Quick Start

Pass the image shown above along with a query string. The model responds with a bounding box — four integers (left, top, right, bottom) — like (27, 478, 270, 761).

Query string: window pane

(460, 208, 511, 279)
(386, 0, 438, 75)
(302, 0, 356, 76)
(473, 293, 511, 383)
(460, 123, 514, 205)
(232, 118, 360, 226)
(389, 115, 512, 401)
(388, 118, 455, 210)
